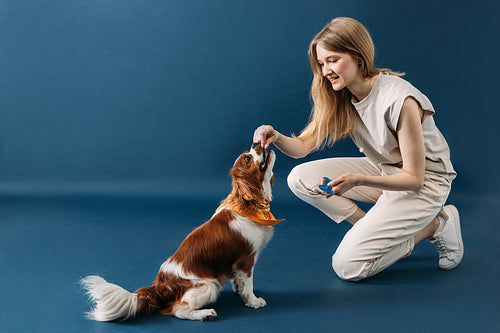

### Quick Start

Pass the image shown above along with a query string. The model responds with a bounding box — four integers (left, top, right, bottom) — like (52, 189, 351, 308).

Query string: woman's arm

(253, 125, 316, 159)
(329, 97, 426, 195)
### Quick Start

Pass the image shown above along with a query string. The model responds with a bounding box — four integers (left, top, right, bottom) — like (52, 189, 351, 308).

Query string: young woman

(253, 17, 463, 281)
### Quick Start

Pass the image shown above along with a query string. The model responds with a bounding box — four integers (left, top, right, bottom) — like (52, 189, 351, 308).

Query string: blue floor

(1, 190, 499, 332)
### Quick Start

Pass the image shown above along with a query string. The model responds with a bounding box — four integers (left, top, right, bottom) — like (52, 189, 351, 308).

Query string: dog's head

(230, 143, 276, 203)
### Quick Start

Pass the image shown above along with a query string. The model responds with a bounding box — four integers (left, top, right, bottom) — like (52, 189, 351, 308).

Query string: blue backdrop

(0, 0, 498, 200)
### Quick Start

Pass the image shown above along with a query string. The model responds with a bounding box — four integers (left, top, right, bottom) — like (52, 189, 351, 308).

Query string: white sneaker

(430, 205, 464, 270)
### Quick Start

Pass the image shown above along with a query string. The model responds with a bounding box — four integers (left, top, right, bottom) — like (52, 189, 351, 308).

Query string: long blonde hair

(300, 17, 403, 149)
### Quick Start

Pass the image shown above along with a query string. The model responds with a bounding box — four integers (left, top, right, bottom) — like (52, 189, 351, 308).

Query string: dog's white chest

(229, 215, 273, 255)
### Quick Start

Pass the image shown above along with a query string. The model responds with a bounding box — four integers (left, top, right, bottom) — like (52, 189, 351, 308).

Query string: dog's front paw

(245, 297, 267, 309)
(232, 282, 241, 294)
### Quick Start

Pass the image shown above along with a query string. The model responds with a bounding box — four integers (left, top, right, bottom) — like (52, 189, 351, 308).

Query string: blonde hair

(300, 17, 404, 149)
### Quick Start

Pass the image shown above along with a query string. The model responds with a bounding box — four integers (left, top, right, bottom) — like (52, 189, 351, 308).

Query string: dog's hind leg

(173, 303, 217, 321)
(232, 269, 266, 309)
(172, 280, 221, 321)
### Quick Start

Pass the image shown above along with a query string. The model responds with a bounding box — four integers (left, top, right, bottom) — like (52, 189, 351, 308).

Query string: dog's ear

(230, 156, 263, 202)
(232, 175, 261, 202)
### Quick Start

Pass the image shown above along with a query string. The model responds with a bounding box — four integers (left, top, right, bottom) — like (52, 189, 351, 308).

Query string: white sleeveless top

(351, 72, 456, 179)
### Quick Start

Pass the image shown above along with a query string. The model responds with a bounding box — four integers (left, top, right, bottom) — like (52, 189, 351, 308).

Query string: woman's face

(316, 42, 362, 91)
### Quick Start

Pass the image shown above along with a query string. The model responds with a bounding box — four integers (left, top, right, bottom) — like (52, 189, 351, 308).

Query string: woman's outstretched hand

(253, 125, 277, 149)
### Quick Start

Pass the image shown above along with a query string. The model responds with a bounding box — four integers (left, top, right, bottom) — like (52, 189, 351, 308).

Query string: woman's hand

(327, 173, 364, 196)
(253, 125, 278, 149)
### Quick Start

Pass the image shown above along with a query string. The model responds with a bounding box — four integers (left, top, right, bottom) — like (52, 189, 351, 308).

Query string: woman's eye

(328, 59, 337, 64)
(244, 156, 251, 164)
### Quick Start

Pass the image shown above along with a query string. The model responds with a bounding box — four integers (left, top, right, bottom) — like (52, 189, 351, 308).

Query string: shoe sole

(441, 205, 464, 270)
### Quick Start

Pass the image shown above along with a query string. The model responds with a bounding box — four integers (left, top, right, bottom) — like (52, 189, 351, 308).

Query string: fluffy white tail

(81, 275, 138, 321)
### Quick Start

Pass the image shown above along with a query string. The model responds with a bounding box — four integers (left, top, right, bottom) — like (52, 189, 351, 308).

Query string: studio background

(1, 1, 499, 332)
(1, 0, 498, 201)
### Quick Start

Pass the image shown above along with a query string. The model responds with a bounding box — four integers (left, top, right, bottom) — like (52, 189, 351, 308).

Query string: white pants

(287, 157, 453, 281)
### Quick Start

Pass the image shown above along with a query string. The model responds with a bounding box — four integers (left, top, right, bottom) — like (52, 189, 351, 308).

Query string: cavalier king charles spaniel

(81, 143, 284, 321)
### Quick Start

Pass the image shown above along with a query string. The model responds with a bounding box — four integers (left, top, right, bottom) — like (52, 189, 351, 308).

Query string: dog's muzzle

(251, 143, 269, 171)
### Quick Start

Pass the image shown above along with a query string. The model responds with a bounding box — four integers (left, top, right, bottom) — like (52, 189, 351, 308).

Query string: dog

(81, 143, 283, 321)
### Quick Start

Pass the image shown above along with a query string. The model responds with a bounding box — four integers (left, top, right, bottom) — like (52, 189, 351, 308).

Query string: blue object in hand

(319, 177, 333, 195)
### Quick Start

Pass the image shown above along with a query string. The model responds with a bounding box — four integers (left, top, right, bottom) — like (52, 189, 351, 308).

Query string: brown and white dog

(81, 143, 283, 321)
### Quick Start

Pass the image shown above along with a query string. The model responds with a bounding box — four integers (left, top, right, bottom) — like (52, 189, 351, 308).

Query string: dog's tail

(81, 275, 163, 321)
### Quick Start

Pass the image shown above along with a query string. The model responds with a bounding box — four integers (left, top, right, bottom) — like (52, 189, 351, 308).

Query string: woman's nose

(322, 64, 332, 77)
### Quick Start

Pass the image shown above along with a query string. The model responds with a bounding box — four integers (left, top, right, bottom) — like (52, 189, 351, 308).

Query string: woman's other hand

(328, 173, 364, 196)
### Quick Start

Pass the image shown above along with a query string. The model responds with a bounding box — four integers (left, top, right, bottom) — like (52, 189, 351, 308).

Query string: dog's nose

(251, 143, 261, 149)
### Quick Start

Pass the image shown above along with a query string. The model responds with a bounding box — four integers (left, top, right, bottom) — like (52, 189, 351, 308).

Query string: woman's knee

(287, 164, 307, 193)
(332, 249, 371, 282)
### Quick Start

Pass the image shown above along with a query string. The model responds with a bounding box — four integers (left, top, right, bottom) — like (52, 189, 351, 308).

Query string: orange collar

(216, 198, 285, 226)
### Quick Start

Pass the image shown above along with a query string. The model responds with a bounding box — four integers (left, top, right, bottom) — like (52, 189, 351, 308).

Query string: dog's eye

(244, 156, 252, 164)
